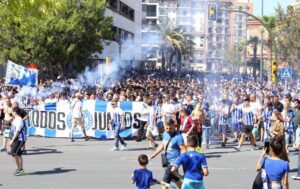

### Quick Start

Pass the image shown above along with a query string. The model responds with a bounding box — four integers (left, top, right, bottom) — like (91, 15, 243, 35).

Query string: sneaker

(221, 143, 226, 147)
(232, 139, 239, 143)
(160, 181, 170, 188)
(0, 148, 7, 152)
(234, 146, 241, 151)
(71, 139, 75, 142)
(225, 138, 228, 144)
(14, 169, 25, 176)
(22, 150, 27, 155)
(251, 145, 259, 151)
(14, 169, 20, 175)
(84, 137, 90, 141)
(120, 143, 127, 151)
(111, 147, 119, 151)
(291, 175, 300, 180)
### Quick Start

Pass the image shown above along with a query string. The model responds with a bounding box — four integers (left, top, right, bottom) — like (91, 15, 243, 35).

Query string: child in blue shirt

(171, 135, 209, 189)
(132, 154, 160, 189)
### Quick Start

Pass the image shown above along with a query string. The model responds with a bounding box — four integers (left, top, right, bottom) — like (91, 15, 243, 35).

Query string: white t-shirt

(162, 103, 175, 121)
(138, 103, 150, 122)
(161, 103, 176, 115)
(57, 99, 71, 109)
(250, 101, 262, 115)
(71, 100, 83, 118)
(12, 116, 26, 141)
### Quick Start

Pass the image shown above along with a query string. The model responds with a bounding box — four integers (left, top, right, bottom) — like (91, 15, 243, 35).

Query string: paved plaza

(0, 137, 299, 189)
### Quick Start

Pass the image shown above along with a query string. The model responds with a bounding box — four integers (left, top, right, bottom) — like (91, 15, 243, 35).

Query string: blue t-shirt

(163, 132, 184, 164)
(175, 151, 208, 181)
(260, 158, 289, 181)
(132, 168, 157, 189)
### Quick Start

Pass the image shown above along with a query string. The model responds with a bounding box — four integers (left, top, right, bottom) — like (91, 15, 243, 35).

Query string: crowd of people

(0, 69, 299, 188)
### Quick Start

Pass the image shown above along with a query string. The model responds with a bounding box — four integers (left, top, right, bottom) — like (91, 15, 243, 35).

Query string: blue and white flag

(5, 60, 38, 86)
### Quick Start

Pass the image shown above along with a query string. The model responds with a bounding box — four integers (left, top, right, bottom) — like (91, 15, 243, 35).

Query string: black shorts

(162, 165, 180, 184)
(11, 140, 25, 156)
(242, 125, 253, 135)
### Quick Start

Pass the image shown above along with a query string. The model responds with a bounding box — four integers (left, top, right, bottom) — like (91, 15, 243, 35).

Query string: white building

(141, 0, 160, 69)
(97, 0, 142, 63)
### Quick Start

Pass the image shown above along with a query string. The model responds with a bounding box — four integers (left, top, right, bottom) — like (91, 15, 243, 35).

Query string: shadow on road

(206, 154, 222, 158)
(26, 167, 76, 175)
(125, 147, 150, 151)
(289, 168, 298, 173)
(25, 148, 62, 155)
(205, 150, 240, 155)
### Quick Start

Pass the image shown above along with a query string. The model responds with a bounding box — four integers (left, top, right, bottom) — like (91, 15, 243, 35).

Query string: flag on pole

(5, 60, 38, 86)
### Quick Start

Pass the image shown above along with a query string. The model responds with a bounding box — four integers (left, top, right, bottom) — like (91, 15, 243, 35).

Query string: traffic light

(105, 57, 110, 64)
(271, 61, 277, 83)
(208, 4, 217, 21)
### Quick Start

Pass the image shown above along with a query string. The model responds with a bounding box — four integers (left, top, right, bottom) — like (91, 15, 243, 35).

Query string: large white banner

(27, 101, 145, 139)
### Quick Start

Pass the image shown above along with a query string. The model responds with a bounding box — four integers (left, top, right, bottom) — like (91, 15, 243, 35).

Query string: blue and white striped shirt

(283, 109, 295, 133)
(218, 105, 229, 125)
(231, 105, 243, 124)
(242, 107, 255, 125)
(111, 107, 124, 126)
(263, 109, 273, 129)
(154, 105, 162, 122)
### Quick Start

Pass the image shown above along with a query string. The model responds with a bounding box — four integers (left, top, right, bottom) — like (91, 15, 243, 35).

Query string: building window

(146, 5, 157, 17)
(108, 0, 118, 10)
(115, 27, 134, 42)
(120, 2, 135, 21)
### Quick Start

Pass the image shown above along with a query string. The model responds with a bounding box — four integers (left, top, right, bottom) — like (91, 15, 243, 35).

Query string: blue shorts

(182, 178, 206, 189)
(231, 123, 241, 132)
(218, 124, 227, 134)
(285, 132, 294, 145)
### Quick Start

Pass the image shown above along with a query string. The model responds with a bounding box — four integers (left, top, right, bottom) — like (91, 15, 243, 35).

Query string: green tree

(157, 18, 193, 71)
(248, 36, 259, 77)
(275, 5, 300, 67)
(0, 0, 114, 75)
(223, 42, 245, 74)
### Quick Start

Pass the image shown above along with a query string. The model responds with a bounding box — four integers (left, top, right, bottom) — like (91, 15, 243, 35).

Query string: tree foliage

(0, 0, 114, 75)
(223, 41, 246, 73)
(275, 5, 300, 66)
(157, 18, 194, 71)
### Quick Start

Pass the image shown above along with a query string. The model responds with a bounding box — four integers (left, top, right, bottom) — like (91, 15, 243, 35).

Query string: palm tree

(157, 18, 192, 71)
(248, 36, 259, 77)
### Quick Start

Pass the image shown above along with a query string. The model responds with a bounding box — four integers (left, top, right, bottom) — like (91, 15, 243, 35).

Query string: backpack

(252, 158, 269, 189)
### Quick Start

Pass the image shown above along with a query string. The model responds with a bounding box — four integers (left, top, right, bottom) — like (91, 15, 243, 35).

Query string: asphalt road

(0, 137, 299, 189)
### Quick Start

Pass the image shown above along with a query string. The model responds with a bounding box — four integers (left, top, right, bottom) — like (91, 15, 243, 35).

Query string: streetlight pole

(260, 0, 264, 82)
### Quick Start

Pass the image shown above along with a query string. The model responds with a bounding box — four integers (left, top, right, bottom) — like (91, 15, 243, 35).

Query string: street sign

(280, 67, 292, 79)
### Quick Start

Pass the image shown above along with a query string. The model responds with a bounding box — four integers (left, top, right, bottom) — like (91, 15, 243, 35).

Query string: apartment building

(140, 0, 254, 71)
(98, 0, 142, 63)
(158, 0, 208, 70)
(141, 0, 160, 69)
(292, 0, 300, 9)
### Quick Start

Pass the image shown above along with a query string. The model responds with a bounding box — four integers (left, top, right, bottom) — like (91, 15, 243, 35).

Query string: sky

(252, 0, 295, 16)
